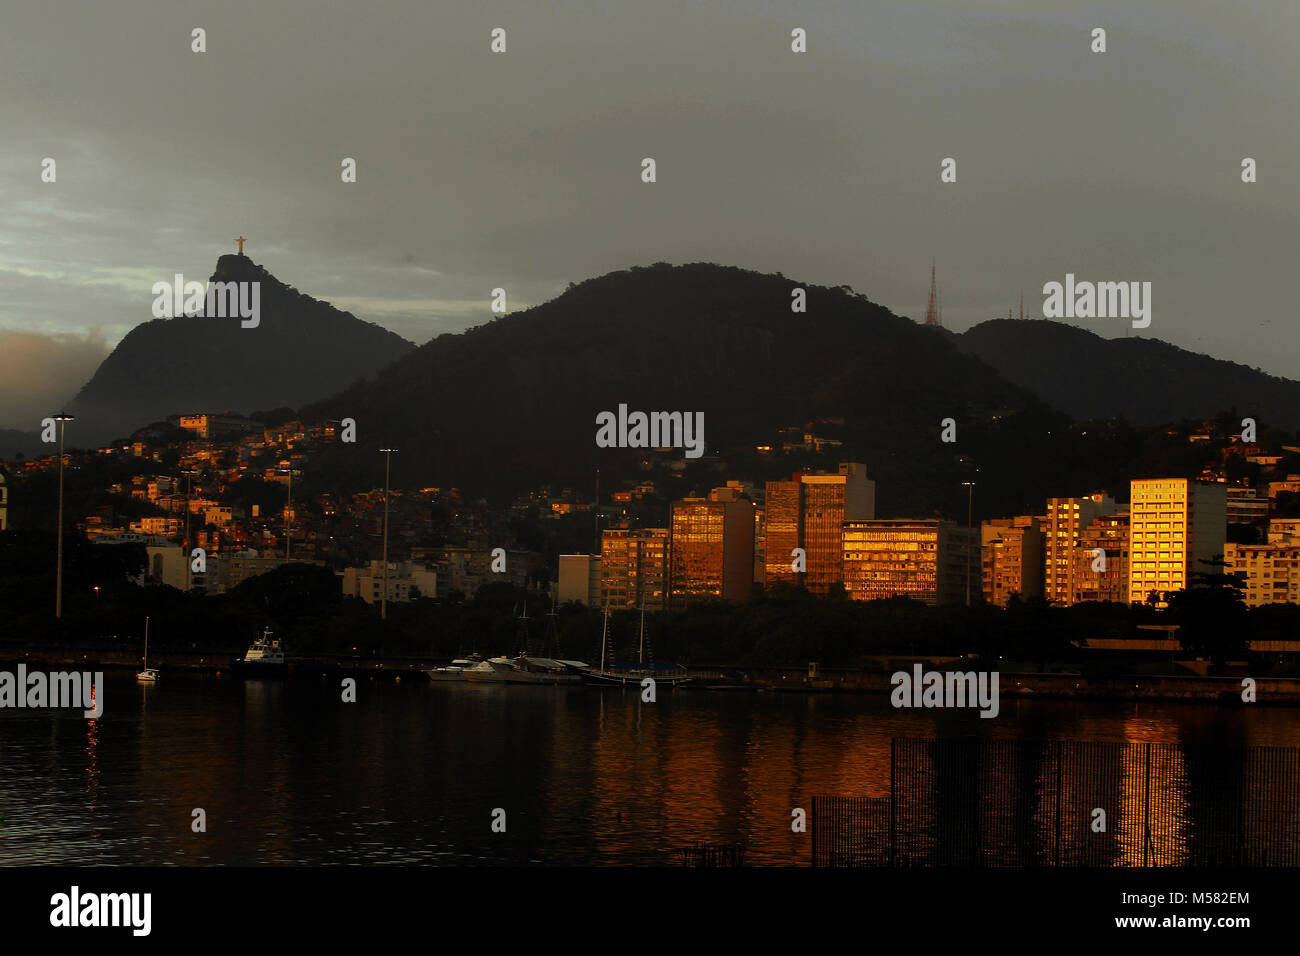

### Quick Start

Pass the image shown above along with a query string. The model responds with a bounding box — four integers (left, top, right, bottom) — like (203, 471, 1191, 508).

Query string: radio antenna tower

(924, 262, 941, 327)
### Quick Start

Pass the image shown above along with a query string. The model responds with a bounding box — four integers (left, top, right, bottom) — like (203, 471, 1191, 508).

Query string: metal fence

(812, 738, 1300, 867)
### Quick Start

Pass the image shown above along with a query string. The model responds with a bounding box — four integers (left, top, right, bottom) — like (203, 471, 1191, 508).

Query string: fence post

(810, 796, 817, 868)
(890, 737, 896, 867)
(1055, 740, 1062, 866)
(1143, 743, 1151, 868)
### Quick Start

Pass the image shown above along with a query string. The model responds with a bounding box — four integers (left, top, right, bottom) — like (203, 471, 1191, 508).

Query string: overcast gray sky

(1, 0, 1296, 429)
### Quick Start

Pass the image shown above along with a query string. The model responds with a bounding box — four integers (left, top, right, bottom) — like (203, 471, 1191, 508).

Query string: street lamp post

(182, 469, 197, 590)
(284, 465, 292, 562)
(53, 413, 74, 618)
(962, 481, 976, 607)
(379, 448, 397, 620)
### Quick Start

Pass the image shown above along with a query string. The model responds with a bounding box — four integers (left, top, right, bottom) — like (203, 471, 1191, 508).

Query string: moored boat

(424, 653, 484, 682)
(136, 616, 159, 682)
(232, 627, 288, 678)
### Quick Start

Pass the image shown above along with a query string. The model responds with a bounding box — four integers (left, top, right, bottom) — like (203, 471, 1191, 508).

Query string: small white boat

(424, 654, 483, 682)
(136, 616, 159, 682)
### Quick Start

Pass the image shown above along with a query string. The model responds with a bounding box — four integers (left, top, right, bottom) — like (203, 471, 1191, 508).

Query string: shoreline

(2, 646, 1294, 704)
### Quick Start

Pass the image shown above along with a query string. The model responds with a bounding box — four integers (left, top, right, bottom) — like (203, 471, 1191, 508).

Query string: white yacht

(463, 655, 586, 685)
(424, 653, 483, 682)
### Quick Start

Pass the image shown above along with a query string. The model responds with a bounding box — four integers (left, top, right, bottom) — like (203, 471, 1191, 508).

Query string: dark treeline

(4, 530, 1299, 675)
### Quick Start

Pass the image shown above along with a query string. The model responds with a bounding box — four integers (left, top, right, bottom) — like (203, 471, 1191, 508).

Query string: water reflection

(3, 676, 1300, 865)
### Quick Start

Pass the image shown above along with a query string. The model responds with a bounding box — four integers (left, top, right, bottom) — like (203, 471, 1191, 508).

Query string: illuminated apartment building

(1071, 512, 1130, 603)
(1225, 541, 1300, 607)
(1128, 479, 1227, 604)
(980, 516, 1043, 606)
(600, 527, 669, 610)
(763, 462, 875, 592)
(843, 519, 976, 606)
(669, 488, 755, 605)
(1043, 493, 1117, 605)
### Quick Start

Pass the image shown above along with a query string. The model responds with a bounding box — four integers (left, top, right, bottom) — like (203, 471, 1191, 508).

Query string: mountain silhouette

(300, 262, 1136, 520)
(66, 254, 413, 445)
(956, 319, 1300, 431)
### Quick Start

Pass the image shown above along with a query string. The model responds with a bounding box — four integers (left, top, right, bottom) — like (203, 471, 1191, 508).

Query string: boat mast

(143, 615, 149, 669)
(600, 606, 608, 672)
(638, 603, 645, 666)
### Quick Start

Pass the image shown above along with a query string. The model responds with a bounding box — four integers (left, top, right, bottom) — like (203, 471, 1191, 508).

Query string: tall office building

(600, 528, 669, 610)
(843, 519, 976, 606)
(764, 462, 875, 593)
(981, 516, 1043, 606)
(1128, 479, 1227, 604)
(669, 488, 755, 605)
(1043, 493, 1117, 605)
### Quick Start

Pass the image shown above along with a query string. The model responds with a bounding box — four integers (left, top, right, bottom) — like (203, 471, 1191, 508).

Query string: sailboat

(136, 615, 160, 682)
(583, 602, 690, 687)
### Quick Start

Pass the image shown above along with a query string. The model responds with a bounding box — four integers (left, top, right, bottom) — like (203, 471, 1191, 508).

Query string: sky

(1, 0, 1296, 430)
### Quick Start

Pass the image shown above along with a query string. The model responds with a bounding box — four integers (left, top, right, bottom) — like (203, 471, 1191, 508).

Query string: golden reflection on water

(3, 676, 1299, 865)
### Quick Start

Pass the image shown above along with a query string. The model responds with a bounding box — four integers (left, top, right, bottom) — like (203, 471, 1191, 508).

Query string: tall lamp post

(961, 480, 976, 607)
(53, 413, 74, 618)
(284, 464, 293, 562)
(181, 469, 198, 590)
(379, 448, 397, 620)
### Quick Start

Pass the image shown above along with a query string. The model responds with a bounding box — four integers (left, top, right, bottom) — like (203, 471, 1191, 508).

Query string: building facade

(1043, 493, 1117, 605)
(843, 519, 976, 606)
(669, 488, 755, 605)
(981, 516, 1044, 606)
(600, 528, 669, 610)
(1072, 512, 1131, 604)
(557, 553, 602, 606)
(341, 560, 438, 605)
(1127, 478, 1227, 604)
(763, 462, 875, 593)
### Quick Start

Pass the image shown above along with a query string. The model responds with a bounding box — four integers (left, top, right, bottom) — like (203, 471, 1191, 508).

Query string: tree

(1166, 556, 1249, 666)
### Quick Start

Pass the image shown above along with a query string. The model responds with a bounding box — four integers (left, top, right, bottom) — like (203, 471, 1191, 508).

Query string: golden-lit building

(981, 516, 1043, 606)
(1072, 512, 1130, 603)
(843, 519, 976, 606)
(1128, 479, 1227, 604)
(1043, 493, 1117, 605)
(763, 462, 875, 593)
(600, 528, 669, 610)
(1225, 542, 1300, 607)
(669, 488, 754, 605)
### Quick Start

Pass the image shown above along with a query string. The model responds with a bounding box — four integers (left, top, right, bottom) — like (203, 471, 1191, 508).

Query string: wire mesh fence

(812, 738, 1300, 867)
